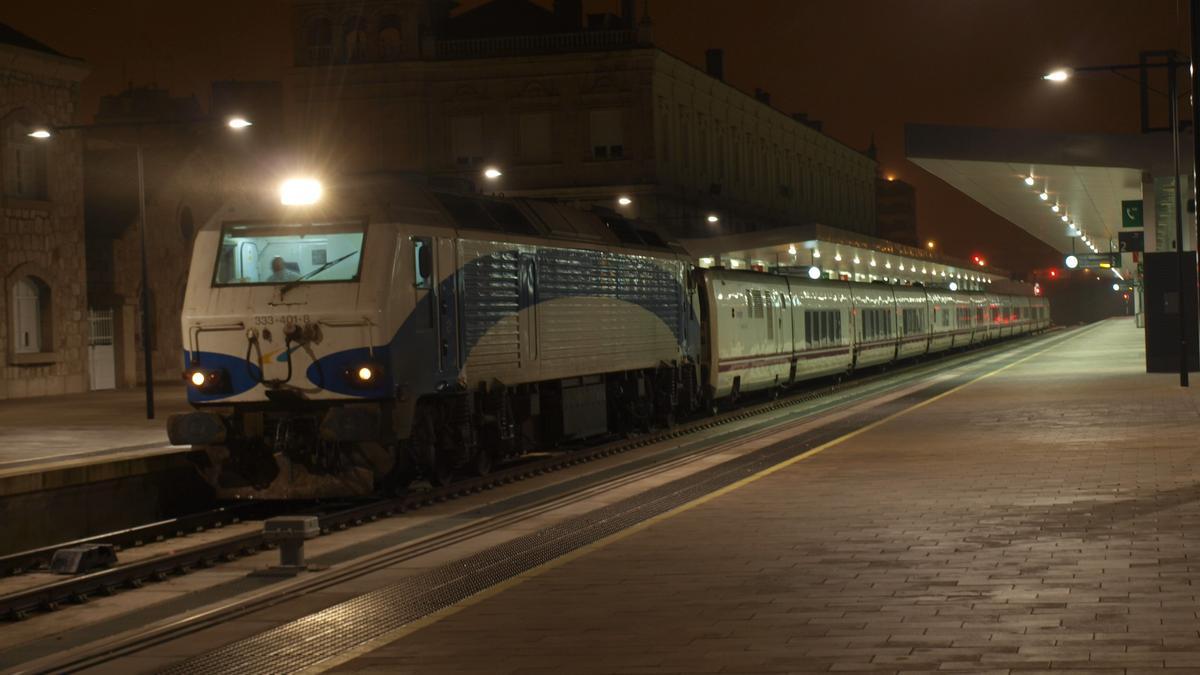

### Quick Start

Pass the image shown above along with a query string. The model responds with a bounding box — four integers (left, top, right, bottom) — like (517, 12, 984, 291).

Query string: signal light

(189, 371, 207, 387)
(1048, 269, 1058, 278)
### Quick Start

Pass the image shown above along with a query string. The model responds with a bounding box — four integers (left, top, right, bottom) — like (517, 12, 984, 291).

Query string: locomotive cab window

(213, 221, 365, 286)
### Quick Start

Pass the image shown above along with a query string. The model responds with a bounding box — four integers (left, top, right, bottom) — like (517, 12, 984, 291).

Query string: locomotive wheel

(412, 405, 455, 488)
(469, 446, 495, 477)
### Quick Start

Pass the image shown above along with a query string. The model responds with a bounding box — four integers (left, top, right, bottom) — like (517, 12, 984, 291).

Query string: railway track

(0, 329, 1060, 624)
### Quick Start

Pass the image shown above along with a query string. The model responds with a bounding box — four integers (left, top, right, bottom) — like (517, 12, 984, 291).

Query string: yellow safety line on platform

(303, 325, 1093, 675)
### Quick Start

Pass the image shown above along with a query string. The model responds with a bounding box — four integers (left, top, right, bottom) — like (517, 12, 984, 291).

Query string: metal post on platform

(136, 141, 156, 418)
(1168, 53, 1189, 387)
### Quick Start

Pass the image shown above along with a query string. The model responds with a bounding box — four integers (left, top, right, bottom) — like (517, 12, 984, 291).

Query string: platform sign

(1118, 230, 1144, 253)
(1078, 253, 1119, 268)
(1122, 200, 1144, 229)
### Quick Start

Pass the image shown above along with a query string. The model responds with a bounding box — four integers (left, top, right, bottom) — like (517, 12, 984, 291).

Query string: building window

(4, 119, 48, 200)
(11, 275, 50, 354)
(378, 14, 404, 60)
(305, 17, 332, 63)
(518, 112, 553, 163)
(343, 16, 369, 62)
(589, 109, 624, 160)
(450, 115, 483, 168)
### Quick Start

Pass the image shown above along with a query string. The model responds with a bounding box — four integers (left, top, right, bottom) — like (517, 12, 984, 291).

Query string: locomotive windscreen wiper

(278, 250, 360, 297)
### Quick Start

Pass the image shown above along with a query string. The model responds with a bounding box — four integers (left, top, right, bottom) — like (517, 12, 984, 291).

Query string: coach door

(412, 235, 460, 376)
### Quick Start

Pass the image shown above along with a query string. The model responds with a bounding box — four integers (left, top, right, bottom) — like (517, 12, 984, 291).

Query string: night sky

(4, 0, 1190, 273)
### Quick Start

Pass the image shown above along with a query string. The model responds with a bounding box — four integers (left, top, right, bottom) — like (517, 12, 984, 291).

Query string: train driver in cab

(266, 256, 301, 282)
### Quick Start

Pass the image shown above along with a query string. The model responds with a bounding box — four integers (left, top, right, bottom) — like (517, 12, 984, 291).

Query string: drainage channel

(106, 325, 1086, 675)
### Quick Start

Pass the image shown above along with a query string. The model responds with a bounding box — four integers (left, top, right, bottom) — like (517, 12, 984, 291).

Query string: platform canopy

(906, 123, 1188, 272)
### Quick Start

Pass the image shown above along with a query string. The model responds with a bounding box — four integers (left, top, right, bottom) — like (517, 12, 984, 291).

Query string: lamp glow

(949, 281, 958, 291)
(808, 266, 822, 280)
(787, 244, 797, 255)
(189, 371, 206, 387)
(27, 129, 51, 139)
(1112, 283, 1120, 291)
(483, 167, 503, 180)
(834, 252, 842, 262)
(1061, 214, 1069, 222)
(706, 214, 720, 223)
(279, 177, 323, 206)
(1065, 254, 1079, 269)
(1051, 203, 1060, 213)
(1044, 69, 1071, 82)
(1023, 175, 1035, 186)
(1039, 191, 1049, 201)
(356, 366, 375, 382)
(227, 117, 252, 130)
(617, 196, 632, 206)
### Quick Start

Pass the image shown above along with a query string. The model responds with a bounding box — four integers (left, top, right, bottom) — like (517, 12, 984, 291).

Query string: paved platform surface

(0, 384, 189, 471)
(331, 317, 1200, 674)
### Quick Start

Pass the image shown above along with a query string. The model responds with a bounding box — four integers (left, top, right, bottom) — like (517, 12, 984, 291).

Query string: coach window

(413, 237, 432, 288)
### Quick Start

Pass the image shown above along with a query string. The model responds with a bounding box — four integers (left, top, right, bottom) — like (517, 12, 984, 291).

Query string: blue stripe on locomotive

(185, 247, 692, 403)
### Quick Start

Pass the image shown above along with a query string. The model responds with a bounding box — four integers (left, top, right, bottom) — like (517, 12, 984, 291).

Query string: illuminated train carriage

(169, 180, 699, 499)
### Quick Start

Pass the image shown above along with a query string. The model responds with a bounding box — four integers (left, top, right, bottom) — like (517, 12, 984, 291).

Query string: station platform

(0, 383, 189, 473)
(316, 317, 1200, 673)
(0, 384, 198, 553)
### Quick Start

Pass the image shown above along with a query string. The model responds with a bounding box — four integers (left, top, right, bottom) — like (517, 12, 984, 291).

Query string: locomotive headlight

(279, 177, 323, 206)
(185, 368, 229, 393)
(346, 362, 383, 388)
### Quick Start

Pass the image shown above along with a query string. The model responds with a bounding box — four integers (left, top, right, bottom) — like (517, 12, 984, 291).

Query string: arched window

(343, 16, 369, 62)
(378, 14, 403, 60)
(306, 16, 332, 63)
(3, 117, 48, 200)
(11, 275, 50, 354)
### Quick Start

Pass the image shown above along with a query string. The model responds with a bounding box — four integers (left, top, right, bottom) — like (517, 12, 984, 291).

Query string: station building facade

(0, 24, 89, 400)
(285, 0, 878, 238)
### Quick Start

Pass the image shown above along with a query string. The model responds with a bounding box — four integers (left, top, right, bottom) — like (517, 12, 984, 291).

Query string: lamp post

(30, 116, 252, 418)
(1046, 53, 1192, 387)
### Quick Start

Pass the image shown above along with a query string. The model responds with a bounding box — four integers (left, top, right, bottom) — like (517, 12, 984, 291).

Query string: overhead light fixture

(1044, 68, 1072, 82)
(787, 244, 797, 255)
(853, 255, 861, 264)
(885, 261, 891, 269)
(227, 117, 252, 130)
(1061, 214, 1069, 222)
(834, 252, 842, 262)
(1024, 175, 1036, 186)
(617, 195, 632, 206)
(1039, 191, 1049, 201)
(1051, 203, 1060, 213)
(27, 129, 52, 139)
(706, 214, 720, 223)
(813, 248, 821, 258)
(483, 167, 503, 180)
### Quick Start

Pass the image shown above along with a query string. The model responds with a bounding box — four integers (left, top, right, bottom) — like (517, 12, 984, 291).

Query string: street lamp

(1046, 51, 1194, 386)
(30, 115, 252, 418)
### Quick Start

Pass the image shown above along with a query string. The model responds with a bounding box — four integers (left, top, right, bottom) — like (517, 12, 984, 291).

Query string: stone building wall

(0, 40, 90, 400)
